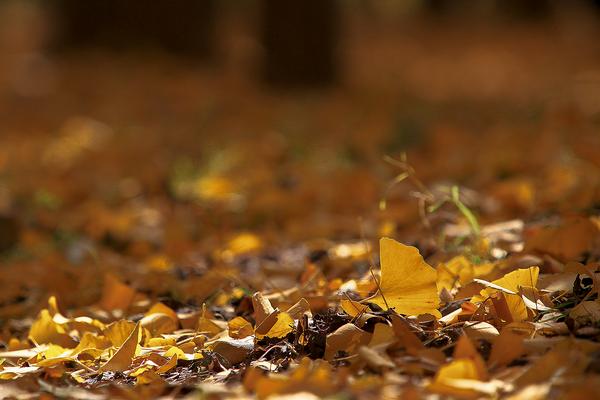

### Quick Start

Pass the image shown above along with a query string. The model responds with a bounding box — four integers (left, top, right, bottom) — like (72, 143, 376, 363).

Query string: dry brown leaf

(253, 292, 276, 327)
(453, 335, 488, 380)
(285, 298, 312, 320)
(489, 328, 526, 367)
(525, 217, 599, 261)
(357, 345, 395, 371)
(211, 336, 254, 365)
(324, 323, 371, 361)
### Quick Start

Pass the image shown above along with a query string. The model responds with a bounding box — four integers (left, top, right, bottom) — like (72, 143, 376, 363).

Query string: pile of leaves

(2, 168, 600, 398)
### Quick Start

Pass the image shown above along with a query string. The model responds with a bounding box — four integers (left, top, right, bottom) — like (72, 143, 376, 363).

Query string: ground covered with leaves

(2, 18, 600, 400)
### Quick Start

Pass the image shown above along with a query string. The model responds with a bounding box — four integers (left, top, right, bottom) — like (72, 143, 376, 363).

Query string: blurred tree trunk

(423, 0, 551, 19)
(0, 216, 19, 254)
(496, 0, 551, 19)
(52, 0, 215, 59)
(260, 0, 339, 88)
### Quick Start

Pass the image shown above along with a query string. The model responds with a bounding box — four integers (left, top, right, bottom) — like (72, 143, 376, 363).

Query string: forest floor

(1, 18, 600, 399)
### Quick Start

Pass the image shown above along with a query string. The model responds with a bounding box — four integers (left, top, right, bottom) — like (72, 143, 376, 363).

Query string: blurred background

(0, 1, 599, 312)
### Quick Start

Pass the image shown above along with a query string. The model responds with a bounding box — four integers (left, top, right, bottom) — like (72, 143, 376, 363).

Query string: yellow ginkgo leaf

(228, 316, 254, 339)
(428, 358, 483, 398)
(472, 267, 539, 323)
(473, 267, 539, 303)
(29, 309, 76, 348)
(437, 256, 475, 293)
(472, 267, 540, 323)
(103, 320, 137, 348)
(72, 332, 111, 356)
(453, 335, 488, 380)
(140, 313, 177, 336)
(341, 299, 369, 318)
(146, 302, 178, 323)
(371, 238, 441, 318)
(437, 256, 495, 294)
(98, 323, 141, 373)
(256, 312, 295, 340)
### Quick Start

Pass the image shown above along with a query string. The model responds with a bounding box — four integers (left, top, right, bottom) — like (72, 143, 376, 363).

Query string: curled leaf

(98, 323, 141, 373)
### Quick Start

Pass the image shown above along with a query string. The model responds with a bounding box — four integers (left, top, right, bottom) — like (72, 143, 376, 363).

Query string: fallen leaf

(371, 238, 441, 318)
(211, 336, 254, 365)
(569, 300, 600, 327)
(252, 358, 341, 399)
(98, 322, 141, 372)
(29, 309, 76, 348)
(256, 312, 294, 340)
(285, 298, 312, 320)
(437, 256, 475, 292)
(146, 302, 178, 322)
(473, 267, 540, 322)
(428, 359, 485, 398)
(253, 292, 276, 326)
(357, 345, 395, 371)
(228, 316, 254, 339)
(140, 313, 177, 336)
(463, 321, 500, 341)
(103, 320, 137, 347)
(525, 217, 599, 261)
(453, 334, 488, 380)
(325, 323, 371, 360)
(341, 299, 369, 318)
(98, 273, 136, 312)
(489, 328, 526, 367)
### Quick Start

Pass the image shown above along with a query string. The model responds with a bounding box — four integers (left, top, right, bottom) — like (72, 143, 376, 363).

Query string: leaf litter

(1, 29, 600, 400)
(2, 188, 600, 399)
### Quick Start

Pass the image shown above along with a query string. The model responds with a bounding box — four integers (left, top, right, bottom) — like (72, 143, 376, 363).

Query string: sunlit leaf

(371, 238, 441, 318)
(428, 359, 484, 398)
(29, 309, 76, 348)
(98, 323, 141, 372)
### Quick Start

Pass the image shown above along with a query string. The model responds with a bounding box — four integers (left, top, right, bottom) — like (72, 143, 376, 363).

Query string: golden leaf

(140, 313, 177, 336)
(341, 299, 369, 318)
(98, 323, 141, 373)
(428, 359, 484, 398)
(146, 302, 178, 323)
(29, 309, 76, 348)
(473, 267, 539, 322)
(228, 316, 254, 339)
(103, 320, 137, 347)
(371, 238, 441, 318)
(453, 335, 488, 380)
(437, 256, 475, 293)
(256, 312, 294, 340)
(98, 273, 136, 312)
